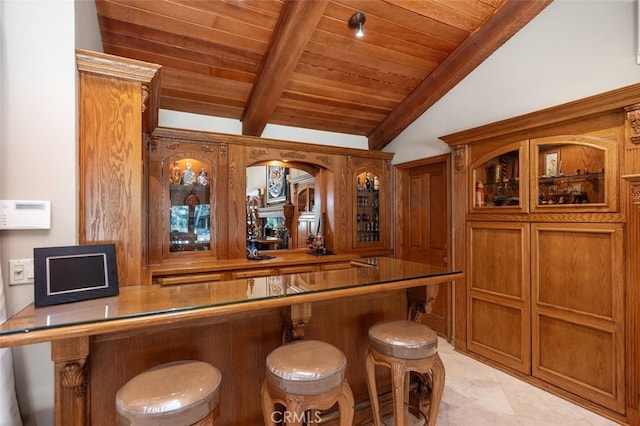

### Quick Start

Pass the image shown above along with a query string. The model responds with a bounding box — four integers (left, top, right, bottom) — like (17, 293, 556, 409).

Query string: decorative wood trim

(60, 362, 87, 398)
(441, 83, 640, 146)
(76, 49, 160, 83)
(625, 103, 640, 144)
(454, 145, 466, 172)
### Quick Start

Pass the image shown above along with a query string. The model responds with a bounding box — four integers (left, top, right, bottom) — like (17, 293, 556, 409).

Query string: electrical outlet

(8, 259, 34, 285)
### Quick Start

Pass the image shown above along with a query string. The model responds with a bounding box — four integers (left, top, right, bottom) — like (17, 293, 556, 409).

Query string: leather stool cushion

(116, 360, 221, 426)
(369, 320, 438, 360)
(266, 340, 347, 396)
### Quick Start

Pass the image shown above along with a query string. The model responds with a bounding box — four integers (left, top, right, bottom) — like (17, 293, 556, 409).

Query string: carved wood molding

(626, 103, 640, 144)
(141, 84, 149, 113)
(60, 362, 87, 398)
(281, 303, 312, 343)
(280, 151, 306, 160)
(453, 145, 466, 172)
(77, 49, 161, 84)
(623, 175, 640, 204)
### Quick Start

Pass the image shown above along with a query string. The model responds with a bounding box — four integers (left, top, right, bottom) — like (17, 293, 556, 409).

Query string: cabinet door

(148, 141, 219, 264)
(530, 129, 619, 213)
(467, 221, 531, 373)
(351, 158, 389, 252)
(531, 223, 625, 413)
(468, 140, 528, 214)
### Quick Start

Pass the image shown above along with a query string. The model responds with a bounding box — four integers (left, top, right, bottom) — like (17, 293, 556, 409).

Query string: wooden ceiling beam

(242, 0, 329, 137)
(367, 0, 553, 151)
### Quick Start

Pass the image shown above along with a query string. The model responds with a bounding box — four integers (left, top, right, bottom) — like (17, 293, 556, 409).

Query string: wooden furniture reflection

(365, 320, 443, 426)
(116, 360, 221, 425)
(261, 340, 354, 426)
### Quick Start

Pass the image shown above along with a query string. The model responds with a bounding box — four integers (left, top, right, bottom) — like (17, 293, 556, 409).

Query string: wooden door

(467, 221, 531, 374)
(531, 223, 625, 413)
(397, 156, 451, 338)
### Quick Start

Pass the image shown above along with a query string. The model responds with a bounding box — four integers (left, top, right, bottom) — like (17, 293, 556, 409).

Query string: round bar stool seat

(261, 340, 354, 426)
(116, 360, 222, 426)
(365, 320, 444, 426)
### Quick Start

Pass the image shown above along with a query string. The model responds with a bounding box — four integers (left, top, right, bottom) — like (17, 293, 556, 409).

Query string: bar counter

(0, 257, 462, 425)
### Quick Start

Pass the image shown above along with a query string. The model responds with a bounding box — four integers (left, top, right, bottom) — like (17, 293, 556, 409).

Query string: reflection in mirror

(247, 165, 317, 251)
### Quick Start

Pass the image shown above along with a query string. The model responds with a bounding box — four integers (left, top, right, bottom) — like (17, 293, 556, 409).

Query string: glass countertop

(0, 257, 461, 341)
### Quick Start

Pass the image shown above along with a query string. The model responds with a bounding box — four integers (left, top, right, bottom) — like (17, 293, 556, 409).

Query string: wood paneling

(466, 221, 531, 373)
(88, 291, 407, 424)
(94, 0, 551, 149)
(77, 50, 160, 285)
(531, 223, 625, 413)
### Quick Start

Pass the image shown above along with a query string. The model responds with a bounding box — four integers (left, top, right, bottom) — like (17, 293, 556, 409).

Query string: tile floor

(435, 338, 622, 426)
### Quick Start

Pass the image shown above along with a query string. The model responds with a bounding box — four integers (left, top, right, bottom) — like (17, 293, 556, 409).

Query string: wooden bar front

(0, 258, 462, 425)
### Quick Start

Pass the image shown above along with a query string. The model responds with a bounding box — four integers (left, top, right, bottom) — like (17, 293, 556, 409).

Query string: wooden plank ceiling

(95, 0, 551, 150)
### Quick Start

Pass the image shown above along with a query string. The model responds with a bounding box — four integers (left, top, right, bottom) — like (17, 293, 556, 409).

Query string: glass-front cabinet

(469, 140, 527, 214)
(169, 158, 211, 252)
(530, 133, 618, 213)
(148, 139, 219, 264)
(469, 132, 618, 215)
(351, 156, 389, 252)
(356, 171, 380, 244)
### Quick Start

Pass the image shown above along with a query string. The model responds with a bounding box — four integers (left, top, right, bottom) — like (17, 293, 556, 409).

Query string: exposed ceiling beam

(367, 0, 553, 151)
(242, 0, 329, 137)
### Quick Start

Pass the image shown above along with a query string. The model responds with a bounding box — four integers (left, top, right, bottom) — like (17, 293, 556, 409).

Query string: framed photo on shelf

(544, 152, 560, 176)
(266, 166, 287, 204)
(34, 243, 119, 307)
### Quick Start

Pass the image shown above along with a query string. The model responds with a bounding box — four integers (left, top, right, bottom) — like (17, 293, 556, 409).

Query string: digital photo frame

(34, 243, 119, 307)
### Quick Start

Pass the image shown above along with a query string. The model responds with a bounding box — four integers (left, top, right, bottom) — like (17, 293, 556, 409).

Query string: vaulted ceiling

(95, 0, 551, 150)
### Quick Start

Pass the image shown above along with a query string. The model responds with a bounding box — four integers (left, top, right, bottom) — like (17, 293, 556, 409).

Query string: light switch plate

(8, 258, 34, 285)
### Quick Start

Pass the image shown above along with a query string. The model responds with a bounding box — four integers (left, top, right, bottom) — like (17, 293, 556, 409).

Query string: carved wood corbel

(281, 303, 312, 343)
(60, 361, 87, 398)
(626, 103, 640, 144)
(453, 145, 466, 172)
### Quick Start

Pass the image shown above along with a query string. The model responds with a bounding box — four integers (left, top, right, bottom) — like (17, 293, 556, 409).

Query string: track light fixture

(348, 12, 366, 38)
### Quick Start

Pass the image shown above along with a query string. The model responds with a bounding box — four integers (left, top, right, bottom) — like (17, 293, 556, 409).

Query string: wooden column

(623, 101, 640, 423)
(76, 50, 160, 285)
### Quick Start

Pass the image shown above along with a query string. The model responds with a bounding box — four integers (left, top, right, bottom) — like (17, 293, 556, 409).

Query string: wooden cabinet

(530, 130, 619, 213)
(148, 136, 223, 265)
(469, 140, 528, 214)
(443, 85, 639, 422)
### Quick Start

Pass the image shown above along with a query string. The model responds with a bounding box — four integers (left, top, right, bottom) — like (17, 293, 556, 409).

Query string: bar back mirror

(246, 162, 321, 251)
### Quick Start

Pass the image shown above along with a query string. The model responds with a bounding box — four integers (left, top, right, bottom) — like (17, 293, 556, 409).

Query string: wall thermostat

(0, 200, 51, 230)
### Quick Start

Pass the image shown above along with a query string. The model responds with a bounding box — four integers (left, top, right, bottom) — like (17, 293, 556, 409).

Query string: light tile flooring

(435, 338, 622, 426)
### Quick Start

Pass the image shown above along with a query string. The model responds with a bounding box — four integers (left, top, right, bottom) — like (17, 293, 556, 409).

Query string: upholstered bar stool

(261, 340, 354, 426)
(116, 360, 222, 426)
(365, 320, 444, 426)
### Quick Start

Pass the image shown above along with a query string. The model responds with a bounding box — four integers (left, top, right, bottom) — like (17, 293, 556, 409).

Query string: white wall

(0, 0, 638, 424)
(385, 0, 640, 164)
(1, 1, 79, 424)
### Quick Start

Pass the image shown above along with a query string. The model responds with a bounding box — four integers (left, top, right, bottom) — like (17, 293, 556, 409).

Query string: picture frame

(544, 152, 560, 176)
(266, 166, 287, 204)
(34, 243, 119, 307)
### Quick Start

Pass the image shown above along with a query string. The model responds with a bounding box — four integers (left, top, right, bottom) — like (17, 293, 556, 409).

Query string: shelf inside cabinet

(537, 171, 604, 205)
